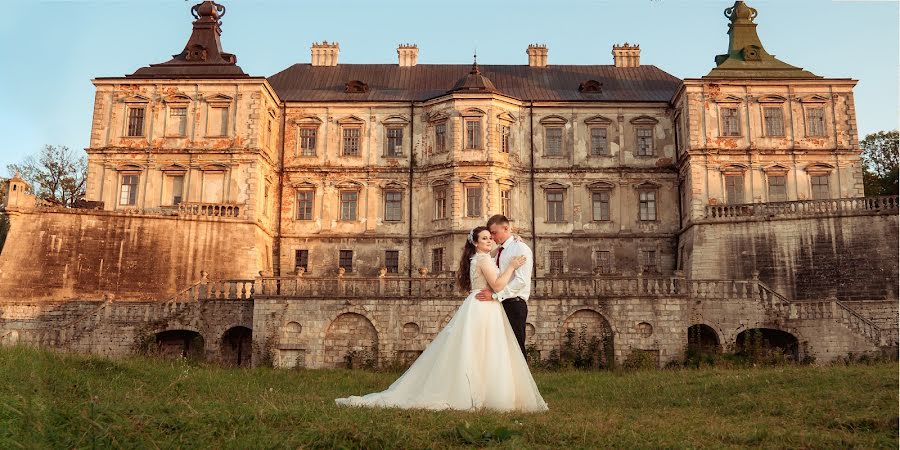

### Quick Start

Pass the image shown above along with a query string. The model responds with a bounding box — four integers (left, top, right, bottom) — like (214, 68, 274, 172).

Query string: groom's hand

(475, 288, 493, 302)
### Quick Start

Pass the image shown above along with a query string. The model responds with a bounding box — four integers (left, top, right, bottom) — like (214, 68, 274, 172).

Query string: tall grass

(0, 345, 896, 449)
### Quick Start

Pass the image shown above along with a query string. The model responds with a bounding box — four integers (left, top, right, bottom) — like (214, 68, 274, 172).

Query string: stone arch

(323, 312, 379, 368)
(154, 329, 205, 360)
(220, 326, 252, 367)
(561, 308, 615, 368)
(687, 324, 721, 354)
(735, 328, 799, 360)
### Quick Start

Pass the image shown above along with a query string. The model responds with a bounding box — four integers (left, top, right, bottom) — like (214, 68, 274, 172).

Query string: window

(764, 107, 784, 137)
(201, 171, 225, 203)
(435, 123, 447, 153)
(168, 107, 188, 136)
(385, 250, 399, 273)
(434, 187, 447, 219)
(465, 120, 481, 149)
(595, 251, 612, 274)
(384, 191, 402, 222)
(431, 248, 444, 273)
(264, 182, 271, 217)
(296, 191, 314, 220)
(807, 108, 826, 137)
(342, 127, 360, 156)
(721, 107, 741, 136)
(294, 250, 309, 273)
(592, 191, 610, 221)
(126, 107, 145, 137)
(300, 128, 317, 156)
(639, 190, 657, 221)
(590, 127, 609, 156)
(640, 250, 657, 274)
(811, 175, 830, 199)
(500, 125, 511, 153)
(339, 250, 353, 272)
(386, 128, 403, 157)
(170, 175, 184, 205)
(207, 105, 229, 136)
(546, 190, 565, 222)
(636, 128, 654, 156)
(545, 127, 563, 156)
(725, 175, 744, 204)
(119, 174, 139, 206)
(340, 191, 358, 220)
(768, 175, 787, 202)
(266, 119, 274, 149)
(500, 189, 511, 218)
(549, 251, 564, 273)
(466, 186, 482, 217)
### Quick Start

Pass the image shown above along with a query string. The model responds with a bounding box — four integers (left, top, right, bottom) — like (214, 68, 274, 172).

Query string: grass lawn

(0, 346, 896, 449)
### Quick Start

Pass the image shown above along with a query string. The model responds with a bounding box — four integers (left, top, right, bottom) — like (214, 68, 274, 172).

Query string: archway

(154, 330, 204, 360)
(687, 324, 721, 354)
(220, 326, 252, 367)
(323, 313, 379, 368)
(735, 328, 799, 360)
(561, 309, 615, 369)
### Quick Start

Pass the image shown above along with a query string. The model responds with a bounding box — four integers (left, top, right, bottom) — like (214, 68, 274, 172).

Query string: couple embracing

(336, 215, 548, 412)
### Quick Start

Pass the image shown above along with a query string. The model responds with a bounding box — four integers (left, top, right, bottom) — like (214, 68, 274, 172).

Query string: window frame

(806, 107, 826, 137)
(589, 126, 610, 156)
(294, 249, 309, 273)
(810, 173, 830, 200)
(543, 126, 564, 157)
(465, 185, 483, 218)
(594, 250, 613, 275)
(548, 250, 565, 274)
(767, 174, 788, 202)
(341, 126, 362, 156)
(119, 173, 140, 206)
(724, 173, 745, 204)
(546, 189, 566, 223)
(339, 190, 359, 221)
(431, 247, 444, 273)
(464, 119, 482, 150)
(384, 250, 400, 274)
(339, 250, 354, 273)
(206, 104, 230, 137)
(296, 190, 314, 221)
(299, 127, 318, 156)
(500, 188, 511, 218)
(720, 106, 742, 137)
(434, 122, 448, 154)
(636, 127, 654, 157)
(125, 105, 146, 137)
(385, 126, 404, 158)
(763, 106, 785, 137)
(591, 190, 611, 222)
(433, 185, 447, 220)
(383, 190, 403, 222)
(499, 124, 511, 153)
(166, 106, 189, 137)
(638, 188, 657, 221)
(640, 249, 658, 274)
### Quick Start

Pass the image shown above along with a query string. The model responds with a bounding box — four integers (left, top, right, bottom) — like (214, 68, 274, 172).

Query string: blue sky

(0, 0, 897, 173)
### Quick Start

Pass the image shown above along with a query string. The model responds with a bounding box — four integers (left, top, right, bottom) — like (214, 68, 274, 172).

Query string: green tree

(860, 130, 899, 196)
(6, 145, 87, 207)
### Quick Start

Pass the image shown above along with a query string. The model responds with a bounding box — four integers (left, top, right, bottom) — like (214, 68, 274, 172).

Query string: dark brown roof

(267, 64, 681, 102)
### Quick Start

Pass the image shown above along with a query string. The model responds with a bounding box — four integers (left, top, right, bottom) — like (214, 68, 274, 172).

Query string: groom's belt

(503, 297, 526, 303)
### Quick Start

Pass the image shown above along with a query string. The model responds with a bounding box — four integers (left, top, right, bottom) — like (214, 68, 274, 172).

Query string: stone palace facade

(0, 1, 896, 368)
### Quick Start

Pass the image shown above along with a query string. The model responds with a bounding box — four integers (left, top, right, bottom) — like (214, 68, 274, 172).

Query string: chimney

(612, 43, 640, 68)
(398, 44, 418, 67)
(526, 44, 548, 67)
(311, 41, 340, 66)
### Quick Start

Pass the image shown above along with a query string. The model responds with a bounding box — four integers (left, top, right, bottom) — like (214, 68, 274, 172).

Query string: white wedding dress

(335, 253, 549, 412)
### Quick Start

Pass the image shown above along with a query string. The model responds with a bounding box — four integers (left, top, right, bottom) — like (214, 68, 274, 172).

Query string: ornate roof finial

(470, 50, 480, 74)
(724, 1, 757, 24)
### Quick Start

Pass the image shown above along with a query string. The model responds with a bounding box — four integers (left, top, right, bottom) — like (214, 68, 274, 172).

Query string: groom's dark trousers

(502, 298, 528, 357)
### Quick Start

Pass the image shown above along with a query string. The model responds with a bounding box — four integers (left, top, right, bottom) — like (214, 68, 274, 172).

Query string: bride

(335, 226, 549, 412)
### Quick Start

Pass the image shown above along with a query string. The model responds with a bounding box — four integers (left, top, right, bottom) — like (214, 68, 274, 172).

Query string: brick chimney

(311, 41, 340, 66)
(527, 44, 548, 67)
(612, 43, 640, 67)
(398, 44, 418, 67)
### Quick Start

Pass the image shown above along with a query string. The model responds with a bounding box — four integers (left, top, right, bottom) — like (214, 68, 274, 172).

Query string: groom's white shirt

(491, 235, 533, 302)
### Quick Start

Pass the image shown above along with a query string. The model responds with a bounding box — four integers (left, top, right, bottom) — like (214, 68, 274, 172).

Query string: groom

(476, 214, 532, 357)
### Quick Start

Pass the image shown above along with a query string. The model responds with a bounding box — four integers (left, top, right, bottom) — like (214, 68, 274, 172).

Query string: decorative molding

(584, 115, 613, 126)
(629, 115, 659, 125)
(539, 115, 568, 125)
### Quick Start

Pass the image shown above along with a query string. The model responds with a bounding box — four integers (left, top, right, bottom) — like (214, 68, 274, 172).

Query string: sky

(0, 0, 897, 174)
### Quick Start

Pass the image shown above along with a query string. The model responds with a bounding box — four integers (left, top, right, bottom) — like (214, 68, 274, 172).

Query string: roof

(267, 64, 682, 103)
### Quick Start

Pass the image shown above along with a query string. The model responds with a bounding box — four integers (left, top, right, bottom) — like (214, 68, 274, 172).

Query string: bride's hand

(511, 255, 527, 269)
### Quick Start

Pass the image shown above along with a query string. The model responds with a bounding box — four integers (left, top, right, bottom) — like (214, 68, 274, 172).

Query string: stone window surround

(630, 115, 658, 157)
(719, 164, 749, 205)
(163, 94, 192, 138)
(461, 108, 486, 150)
(539, 115, 568, 158)
(592, 248, 614, 274)
(294, 116, 323, 157)
(635, 181, 659, 222)
(382, 115, 409, 158)
(335, 181, 363, 222)
(713, 95, 744, 138)
(757, 95, 787, 138)
(117, 165, 143, 207)
(381, 183, 404, 223)
(497, 111, 516, 155)
(541, 182, 568, 224)
(497, 178, 516, 221)
(337, 115, 366, 157)
(205, 94, 233, 138)
(799, 95, 829, 138)
(293, 182, 316, 221)
(463, 179, 485, 218)
(546, 249, 566, 274)
(638, 246, 660, 274)
(427, 111, 450, 154)
(587, 181, 615, 222)
(160, 164, 188, 206)
(805, 163, 835, 200)
(584, 115, 613, 157)
(122, 95, 150, 138)
(762, 164, 790, 202)
(432, 179, 448, 221)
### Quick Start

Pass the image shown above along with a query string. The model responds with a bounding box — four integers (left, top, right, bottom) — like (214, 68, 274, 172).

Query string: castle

(0, 1, 896, 368)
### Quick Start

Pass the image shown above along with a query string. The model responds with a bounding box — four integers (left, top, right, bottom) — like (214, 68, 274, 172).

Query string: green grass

(0, 346, 896, 449)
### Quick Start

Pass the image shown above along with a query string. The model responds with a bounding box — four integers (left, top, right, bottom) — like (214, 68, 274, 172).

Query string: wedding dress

(335, 253, 548, 412)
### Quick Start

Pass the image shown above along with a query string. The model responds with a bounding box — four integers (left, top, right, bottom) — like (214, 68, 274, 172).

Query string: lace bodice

(469, 253, 495, 292)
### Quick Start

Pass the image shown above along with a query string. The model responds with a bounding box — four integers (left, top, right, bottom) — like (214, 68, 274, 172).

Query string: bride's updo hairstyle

(457, 226, 489, 292)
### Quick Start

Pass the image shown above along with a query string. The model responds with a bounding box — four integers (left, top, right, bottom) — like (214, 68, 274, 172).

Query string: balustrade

(703, 195, 898, 221)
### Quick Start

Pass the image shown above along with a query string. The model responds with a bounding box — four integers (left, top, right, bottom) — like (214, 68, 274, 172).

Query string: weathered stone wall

(681, 213, 899, 303)
(0, 299, 253, 364)
(0, 209, 271, 301)
(849, 300, 899, 337)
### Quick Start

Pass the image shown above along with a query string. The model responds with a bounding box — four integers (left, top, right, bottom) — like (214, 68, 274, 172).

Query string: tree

(860, 130, 899, 197)
(6, 145, 87, 207)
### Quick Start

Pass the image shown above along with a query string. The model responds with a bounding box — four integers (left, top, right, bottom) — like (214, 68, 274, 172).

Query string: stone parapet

(701, 195, 898, 223)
